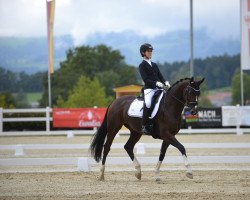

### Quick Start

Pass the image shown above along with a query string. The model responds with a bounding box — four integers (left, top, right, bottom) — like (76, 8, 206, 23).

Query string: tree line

(1, 44, 250, 108)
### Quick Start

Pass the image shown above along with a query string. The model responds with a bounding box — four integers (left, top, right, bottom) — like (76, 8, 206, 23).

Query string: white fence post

(0, 108, 3, 133)
(46, 107, 50, 132)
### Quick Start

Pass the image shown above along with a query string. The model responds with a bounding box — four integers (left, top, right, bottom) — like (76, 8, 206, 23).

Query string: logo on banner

(78, 110, 101, 127)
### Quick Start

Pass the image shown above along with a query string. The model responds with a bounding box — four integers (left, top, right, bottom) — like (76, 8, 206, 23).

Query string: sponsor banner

(241, 106, 250, 125)
(53, 108, 107, 128)
(222, 106, 250, 126)
(184, 107, 222, 127)
(184, 109, 198, 123)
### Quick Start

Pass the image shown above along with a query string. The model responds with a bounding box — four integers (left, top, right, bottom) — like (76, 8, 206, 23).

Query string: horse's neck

(173, 81, 188, 101)
(165, 81, 188, 114)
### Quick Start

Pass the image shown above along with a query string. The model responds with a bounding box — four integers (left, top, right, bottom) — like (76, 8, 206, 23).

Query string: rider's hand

(156, 81, 164, 88)
(164, 81, 171, 88)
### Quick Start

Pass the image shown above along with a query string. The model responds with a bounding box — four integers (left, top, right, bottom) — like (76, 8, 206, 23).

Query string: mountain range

(0, 29, 240, 74)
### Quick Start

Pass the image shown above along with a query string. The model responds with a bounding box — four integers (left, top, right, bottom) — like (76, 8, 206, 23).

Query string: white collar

(144, 58, 152, 66)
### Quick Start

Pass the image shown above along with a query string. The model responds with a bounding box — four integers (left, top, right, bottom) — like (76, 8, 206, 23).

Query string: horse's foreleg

(133, 157, 141, 180)
(124, 132, 142, 180)
(182, 154, 193, 179)
(155, 141, 170, 182)
(167, 136, 193, 179)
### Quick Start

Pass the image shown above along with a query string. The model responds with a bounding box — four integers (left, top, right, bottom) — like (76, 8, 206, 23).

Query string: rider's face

(144, 49, 152, 59)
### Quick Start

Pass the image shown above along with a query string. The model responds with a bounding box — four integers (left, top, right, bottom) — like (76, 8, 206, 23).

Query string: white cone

(15, 144, 24, 156)
(136, 143, 146, 154)
(77, 157, 90, 172)
(67, 131, 74, 138)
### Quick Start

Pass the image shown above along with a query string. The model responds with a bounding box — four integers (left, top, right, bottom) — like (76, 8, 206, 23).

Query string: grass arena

(0, 133, 250, 200)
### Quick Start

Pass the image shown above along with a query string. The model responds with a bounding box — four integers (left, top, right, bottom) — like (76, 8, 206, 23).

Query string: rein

(164, 85, 200, 107)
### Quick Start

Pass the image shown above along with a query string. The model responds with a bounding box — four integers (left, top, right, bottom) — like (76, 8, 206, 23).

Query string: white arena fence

(1, 156, 250, 172)
(1, 142, 250, 172)
(0, 107, 250, 136)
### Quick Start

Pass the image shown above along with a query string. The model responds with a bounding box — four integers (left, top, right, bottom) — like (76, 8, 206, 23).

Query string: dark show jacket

(139, 60, 166, 89)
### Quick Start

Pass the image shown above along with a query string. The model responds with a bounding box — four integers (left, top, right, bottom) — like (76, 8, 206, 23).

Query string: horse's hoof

(155, 177, 161, 182)
(135, 172, 141, 180)
(186, 172, 193, 179)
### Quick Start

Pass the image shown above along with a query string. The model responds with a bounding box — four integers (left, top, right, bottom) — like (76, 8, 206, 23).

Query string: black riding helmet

(140, 43, 153, 57)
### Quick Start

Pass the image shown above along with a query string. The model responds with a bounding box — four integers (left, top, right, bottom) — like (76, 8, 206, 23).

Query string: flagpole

(240, 0, 243, 106)
(48, 70, 52, 107)
(189, 0, 194, 77)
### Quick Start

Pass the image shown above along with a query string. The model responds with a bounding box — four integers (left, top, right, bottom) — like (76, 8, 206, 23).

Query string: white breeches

(144, 88, 158, 108)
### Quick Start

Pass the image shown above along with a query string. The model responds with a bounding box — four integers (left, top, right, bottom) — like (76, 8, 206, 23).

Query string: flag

(46, 0, 55, 74)
(241, 0, 250, 70)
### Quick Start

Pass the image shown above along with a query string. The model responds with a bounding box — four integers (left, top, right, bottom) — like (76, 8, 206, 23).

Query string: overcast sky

(0, 0, 240, 45)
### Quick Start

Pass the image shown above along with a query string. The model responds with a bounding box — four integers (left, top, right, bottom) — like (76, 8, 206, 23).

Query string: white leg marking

(182, 155, 193, 179)
(133, 157, 141, 180)
(99, 165, 105, 181)
(155, 161, 162, 182)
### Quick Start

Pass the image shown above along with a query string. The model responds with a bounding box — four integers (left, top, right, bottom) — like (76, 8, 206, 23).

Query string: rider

(139, 43, 171, 135)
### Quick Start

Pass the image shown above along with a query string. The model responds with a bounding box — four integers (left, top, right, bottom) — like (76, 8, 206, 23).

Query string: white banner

(222, 106, 250, 126)
(241, 0, 250, 70)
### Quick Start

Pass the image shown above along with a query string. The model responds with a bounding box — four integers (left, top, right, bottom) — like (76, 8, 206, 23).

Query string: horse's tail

(90, 105, 109, 163)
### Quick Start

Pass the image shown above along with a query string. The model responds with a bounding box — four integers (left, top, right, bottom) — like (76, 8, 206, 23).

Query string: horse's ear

(198, 77, 205, 85)
(190, 77, 194, 83)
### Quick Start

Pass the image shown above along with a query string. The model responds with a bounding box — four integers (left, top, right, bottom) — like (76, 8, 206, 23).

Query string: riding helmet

(140, 43, 153, 57)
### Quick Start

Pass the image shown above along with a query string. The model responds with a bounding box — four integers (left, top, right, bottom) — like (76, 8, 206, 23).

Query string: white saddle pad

(128, 92, 164, 118)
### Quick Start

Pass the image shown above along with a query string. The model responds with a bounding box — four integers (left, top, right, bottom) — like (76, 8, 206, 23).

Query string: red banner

(53, 108, 107, 128)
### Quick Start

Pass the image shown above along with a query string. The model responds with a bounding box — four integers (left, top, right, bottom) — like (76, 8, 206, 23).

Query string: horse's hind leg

(99, 124, 122, 181)
(124, 131, 142, 180)
(155, 141, 170, 182)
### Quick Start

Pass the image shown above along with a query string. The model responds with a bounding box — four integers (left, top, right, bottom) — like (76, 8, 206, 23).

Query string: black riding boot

(141, 105, 153, 135)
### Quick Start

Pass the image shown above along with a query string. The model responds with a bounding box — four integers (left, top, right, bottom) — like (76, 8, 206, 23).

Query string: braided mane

(168, 78, 190, 91)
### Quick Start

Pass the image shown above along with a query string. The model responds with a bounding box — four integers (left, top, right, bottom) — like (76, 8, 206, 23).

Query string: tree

(40, 44, 138, 107)
(56, 76, 111, 108)
(0, 92, 16, 108)
(232, 72, 250, 105)
(0, 67, 18, 92)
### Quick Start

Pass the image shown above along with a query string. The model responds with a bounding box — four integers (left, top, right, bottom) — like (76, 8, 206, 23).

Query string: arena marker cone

(77, 157, 90, 172)
(136, 143, 146, 155)
(15, 144, 24, 156)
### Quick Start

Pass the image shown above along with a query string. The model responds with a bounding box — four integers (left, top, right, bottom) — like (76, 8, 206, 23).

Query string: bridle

(184, 85, 200, 108)
(165, 84, 200, 110)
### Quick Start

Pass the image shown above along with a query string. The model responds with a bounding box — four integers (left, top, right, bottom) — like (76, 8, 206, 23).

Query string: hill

(0, 28, 239, 74)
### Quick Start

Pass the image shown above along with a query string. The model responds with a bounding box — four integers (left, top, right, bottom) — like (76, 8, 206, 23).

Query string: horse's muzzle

(190, 105, 198, 115)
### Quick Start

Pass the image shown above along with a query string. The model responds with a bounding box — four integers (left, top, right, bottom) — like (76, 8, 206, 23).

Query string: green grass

(27, 92, 42, 103)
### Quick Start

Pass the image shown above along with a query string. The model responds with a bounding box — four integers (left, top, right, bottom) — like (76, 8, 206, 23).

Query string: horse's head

(184, 77, 205, 115)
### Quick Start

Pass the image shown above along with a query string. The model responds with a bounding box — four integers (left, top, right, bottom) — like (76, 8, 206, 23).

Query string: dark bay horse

(90, 77, 205, 181)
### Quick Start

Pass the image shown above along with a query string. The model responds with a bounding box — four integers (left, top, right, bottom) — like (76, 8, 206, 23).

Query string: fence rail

(0, 107, 52, 133)
(0, 107, 250, 136)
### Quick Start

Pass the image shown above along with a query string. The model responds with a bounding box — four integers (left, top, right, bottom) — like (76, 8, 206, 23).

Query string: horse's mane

(168, 78, 190, 91)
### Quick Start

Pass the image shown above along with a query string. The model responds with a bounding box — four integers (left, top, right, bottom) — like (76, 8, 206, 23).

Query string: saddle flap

(128, 91, 164, 118)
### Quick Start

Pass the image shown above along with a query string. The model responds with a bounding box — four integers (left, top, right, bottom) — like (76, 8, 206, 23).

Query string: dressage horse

(90, 77, 205, 181)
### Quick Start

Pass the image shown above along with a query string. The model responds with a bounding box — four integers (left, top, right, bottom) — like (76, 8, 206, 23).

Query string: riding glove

(156, 81, 164, 88)
(165, 81, 171, 88)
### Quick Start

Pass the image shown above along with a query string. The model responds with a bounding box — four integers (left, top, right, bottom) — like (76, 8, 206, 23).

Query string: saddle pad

(128, 92, 164, 118)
